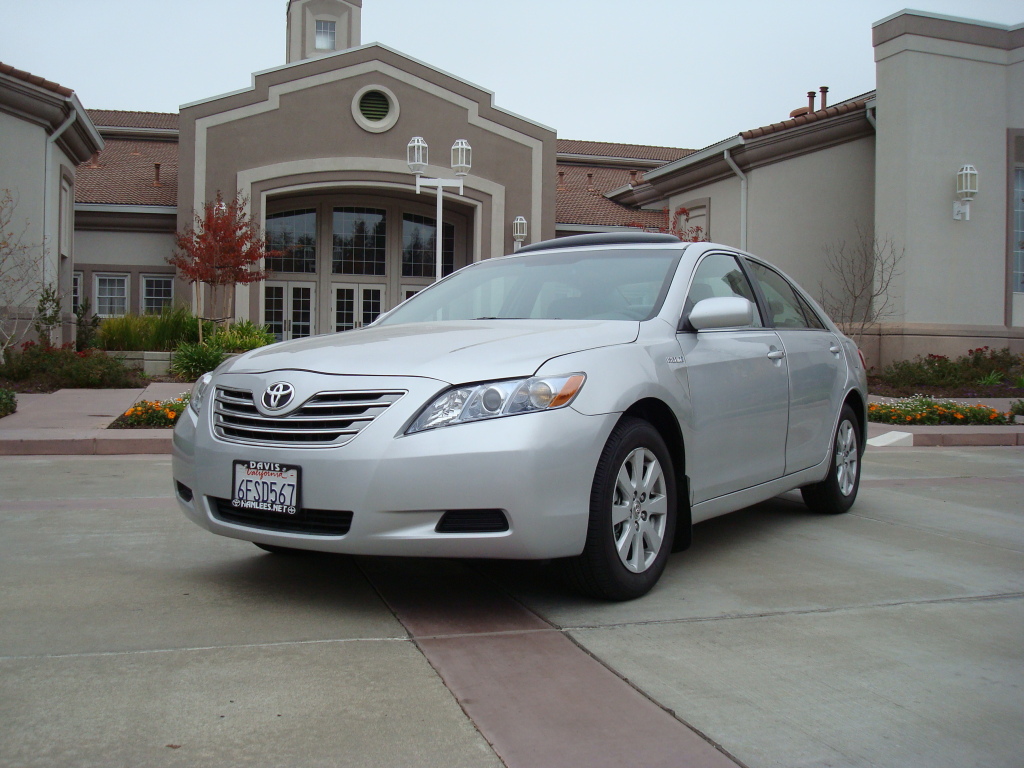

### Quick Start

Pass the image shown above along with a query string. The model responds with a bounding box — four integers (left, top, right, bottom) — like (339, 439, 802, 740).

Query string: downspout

(43, 106, 77, 284)
(723, 148, 747, 251)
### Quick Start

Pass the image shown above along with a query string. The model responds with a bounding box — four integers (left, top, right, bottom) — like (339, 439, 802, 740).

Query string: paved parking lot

(1, 447, 1021, 767)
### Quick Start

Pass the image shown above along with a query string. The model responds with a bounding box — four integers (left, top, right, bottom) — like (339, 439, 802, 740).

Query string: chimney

(819, 86, 829, 110)
(628, 170, 638, 186)
(557, 170, 567, 190)
(586, 172, 596, 192)
(153, 162, 162, 186)
(807, 91, 816, 112)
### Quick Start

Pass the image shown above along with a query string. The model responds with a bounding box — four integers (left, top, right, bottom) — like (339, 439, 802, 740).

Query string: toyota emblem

(262, 382, 295, 411)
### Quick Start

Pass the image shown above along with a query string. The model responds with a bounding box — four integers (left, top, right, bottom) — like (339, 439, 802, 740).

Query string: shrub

(1011, 400, 1024, 417)
(214, 320, 276, 352)
(873, 347, 1024, 393)
(0, 388, 15, 418)
(0, 341, 145, 390)
(115, 394, 189, 428)
(170, 341, 227, 381)
(868, 396, 1011, 426)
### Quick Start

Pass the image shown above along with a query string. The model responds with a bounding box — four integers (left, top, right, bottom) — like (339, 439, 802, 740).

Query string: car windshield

(377, 247, 682, 326)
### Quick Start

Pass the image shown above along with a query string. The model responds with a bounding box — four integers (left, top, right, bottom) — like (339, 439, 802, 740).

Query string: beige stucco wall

(0, 112, 48, 306)
(666, 137, 875, 307)
(745, 137, 876, 294)
(874, 27, 1018, 328)
(75, 230, 175, 268)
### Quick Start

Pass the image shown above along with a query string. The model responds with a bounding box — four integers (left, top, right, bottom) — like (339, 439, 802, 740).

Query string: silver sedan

(172, 232, 867, 600)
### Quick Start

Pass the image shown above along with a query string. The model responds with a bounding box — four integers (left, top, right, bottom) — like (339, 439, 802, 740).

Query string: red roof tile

(557, 139, 691, 163)
(75, 139, 178, 207)
(740, 98, 871, 140)
(0, 61, 74, 97)
(556, 164, 667, 229)
(86, 109, 179, 130)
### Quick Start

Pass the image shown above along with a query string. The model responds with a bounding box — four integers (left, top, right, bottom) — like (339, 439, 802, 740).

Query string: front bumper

(172, 371, 617, 559)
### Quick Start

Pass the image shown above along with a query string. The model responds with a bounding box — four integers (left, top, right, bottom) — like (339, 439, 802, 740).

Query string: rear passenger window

(685, 253, 762, 326)
(748, 262, 825, 330)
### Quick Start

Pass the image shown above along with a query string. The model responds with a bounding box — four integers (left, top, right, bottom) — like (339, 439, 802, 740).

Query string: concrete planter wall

(104, 351, 173, 376)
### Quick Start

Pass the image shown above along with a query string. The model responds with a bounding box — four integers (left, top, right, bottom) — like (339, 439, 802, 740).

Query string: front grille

(213, 387, 404, 448)
(435, 509, 510, 533)
(210, 497, 353, 536)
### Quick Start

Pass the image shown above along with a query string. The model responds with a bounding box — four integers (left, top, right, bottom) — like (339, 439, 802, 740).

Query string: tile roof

(556, 164, 667, 229)
(557, 139, 690, 163)
(0, 61, 74, 97)
(740, 98, 871, 140)
(75, 139, 178, 207)
(86, 109, 179, 130)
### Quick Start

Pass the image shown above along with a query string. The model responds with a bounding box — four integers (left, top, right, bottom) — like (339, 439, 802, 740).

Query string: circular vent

(351, 85, 400, 133)
(359, 90, 390, 122)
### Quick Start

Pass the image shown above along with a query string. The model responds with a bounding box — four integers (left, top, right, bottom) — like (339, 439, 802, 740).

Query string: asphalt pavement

(0, 444, 1021, 767)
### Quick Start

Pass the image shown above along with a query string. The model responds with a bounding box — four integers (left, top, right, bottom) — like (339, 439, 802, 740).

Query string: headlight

(406, 373, 586, 434)
(188, 373, 213, 415)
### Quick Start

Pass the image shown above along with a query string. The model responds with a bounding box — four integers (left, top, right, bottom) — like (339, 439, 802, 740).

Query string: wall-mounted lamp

(512, 216, 528, 251)
(953, 164, 978, 221)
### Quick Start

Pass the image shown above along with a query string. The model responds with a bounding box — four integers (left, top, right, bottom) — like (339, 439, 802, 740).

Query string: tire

(253, 542, 312, 555)
(801, 404, 861, 515)
(564, 417, 677, 601)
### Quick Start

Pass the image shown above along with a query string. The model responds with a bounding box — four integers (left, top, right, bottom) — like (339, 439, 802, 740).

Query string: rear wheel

(801, 404, 861, 514)
(564, 417, 676, 601)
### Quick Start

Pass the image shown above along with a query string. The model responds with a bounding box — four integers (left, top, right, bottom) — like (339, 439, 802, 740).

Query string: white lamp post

(953, 164, 978, 221)
(513, 216, 528, 251)
(407, 137, 471, 281)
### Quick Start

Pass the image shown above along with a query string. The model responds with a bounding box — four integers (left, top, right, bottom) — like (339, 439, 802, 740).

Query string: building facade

(1, 6, 1021, 363)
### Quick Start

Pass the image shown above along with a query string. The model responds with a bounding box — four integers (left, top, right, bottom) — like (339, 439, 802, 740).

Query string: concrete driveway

(1, 447, 1021, 767)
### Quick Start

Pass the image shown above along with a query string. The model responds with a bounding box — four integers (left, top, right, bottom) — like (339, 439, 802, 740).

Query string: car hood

(224, 320, 639, 383)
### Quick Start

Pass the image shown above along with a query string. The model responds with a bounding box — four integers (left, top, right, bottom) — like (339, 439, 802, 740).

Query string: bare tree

(819, 225, 903, 342)
(0, 190, 49, 356)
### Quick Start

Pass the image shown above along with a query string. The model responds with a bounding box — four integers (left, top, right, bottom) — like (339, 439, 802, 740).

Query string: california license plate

(232, 460, 301, 515)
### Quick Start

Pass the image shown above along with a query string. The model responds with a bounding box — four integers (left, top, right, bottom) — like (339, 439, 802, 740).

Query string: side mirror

(688, 296, 754, 330)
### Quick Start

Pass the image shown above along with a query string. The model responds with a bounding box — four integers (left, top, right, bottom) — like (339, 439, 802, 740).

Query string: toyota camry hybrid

(172, 232, 867, 600)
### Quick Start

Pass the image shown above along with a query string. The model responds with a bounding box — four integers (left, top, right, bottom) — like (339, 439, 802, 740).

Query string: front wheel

(801, 404, 861, 514)
(563, 417, 677, 601)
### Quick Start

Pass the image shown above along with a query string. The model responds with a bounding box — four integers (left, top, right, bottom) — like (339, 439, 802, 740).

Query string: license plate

(232, 460, 301, 515)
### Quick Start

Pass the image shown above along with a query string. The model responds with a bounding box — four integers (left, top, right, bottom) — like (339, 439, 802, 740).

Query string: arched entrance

(261, 191, 473, 339)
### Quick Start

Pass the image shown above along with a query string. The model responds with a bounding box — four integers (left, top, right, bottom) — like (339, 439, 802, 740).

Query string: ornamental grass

(868, 396, 1012, 426)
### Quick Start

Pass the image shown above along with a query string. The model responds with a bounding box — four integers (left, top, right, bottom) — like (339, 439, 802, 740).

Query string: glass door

(333, 284, 384, 331)
(265, 281, 316, 341)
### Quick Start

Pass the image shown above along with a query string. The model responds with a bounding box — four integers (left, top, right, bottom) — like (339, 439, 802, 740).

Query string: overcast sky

(2, 0, 1020, 150)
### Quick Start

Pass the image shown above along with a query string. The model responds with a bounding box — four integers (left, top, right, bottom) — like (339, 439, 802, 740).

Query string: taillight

(857, 349, 867, 370)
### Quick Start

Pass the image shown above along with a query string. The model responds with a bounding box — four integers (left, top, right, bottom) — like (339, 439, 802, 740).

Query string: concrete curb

(0, 429, 173, 456)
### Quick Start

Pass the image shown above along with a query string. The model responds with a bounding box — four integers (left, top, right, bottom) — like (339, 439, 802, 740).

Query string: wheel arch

(843, 388, 867, 456)
(622, 397, 692, 552)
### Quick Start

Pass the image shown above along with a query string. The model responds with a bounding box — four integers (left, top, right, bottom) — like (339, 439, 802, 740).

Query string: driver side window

(685, 253, 762, 326)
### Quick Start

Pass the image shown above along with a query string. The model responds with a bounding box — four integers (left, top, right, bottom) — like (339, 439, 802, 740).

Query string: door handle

(767, 350, 785, 360)
(829, 344, 842, 355)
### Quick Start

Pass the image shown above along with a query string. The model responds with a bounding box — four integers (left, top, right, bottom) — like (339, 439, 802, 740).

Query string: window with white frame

(95, 274, 128, 317)
(315, 20, 336, 50)
(142, 275, 174, 315)
(1013, 166, 1023, 294)
(72, 272, 83, 313)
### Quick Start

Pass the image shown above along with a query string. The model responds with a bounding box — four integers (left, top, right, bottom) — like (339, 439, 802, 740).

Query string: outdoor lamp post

(407, 136, 471, 282)
(953, 164, 978, 221)
(513, 216, 528, 251)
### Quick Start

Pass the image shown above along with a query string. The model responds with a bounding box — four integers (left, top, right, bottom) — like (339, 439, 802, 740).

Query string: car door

(675, 252, 790, 507)
(745, 260, 848, 474)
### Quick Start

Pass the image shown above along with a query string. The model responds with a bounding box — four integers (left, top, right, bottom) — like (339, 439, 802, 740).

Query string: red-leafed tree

(168, 191, 279, 341)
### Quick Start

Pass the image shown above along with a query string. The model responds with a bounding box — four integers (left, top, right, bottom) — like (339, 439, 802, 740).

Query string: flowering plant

(868, 396, 1011, 426)
(117, 394, 190, 428)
